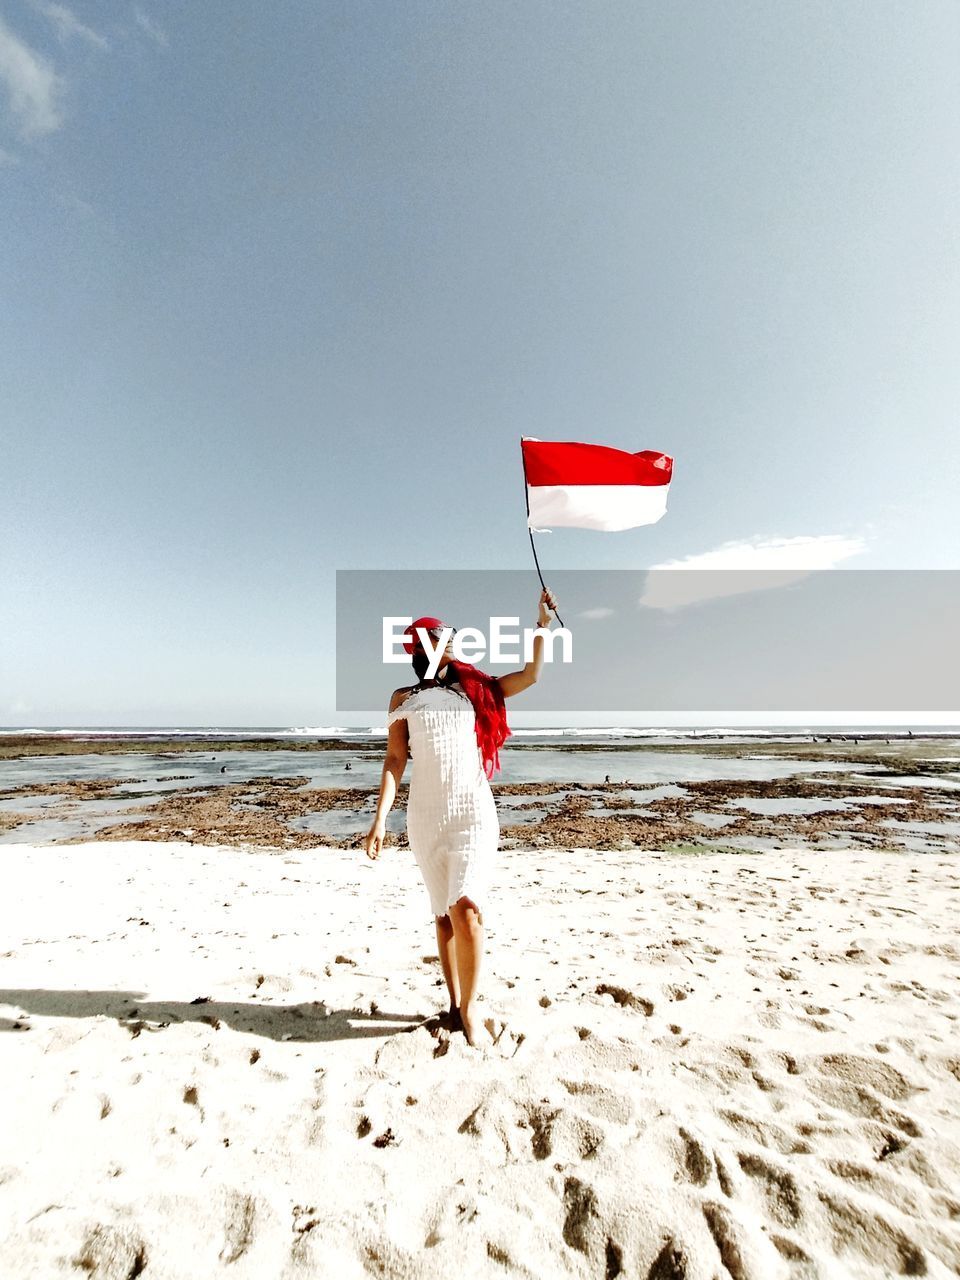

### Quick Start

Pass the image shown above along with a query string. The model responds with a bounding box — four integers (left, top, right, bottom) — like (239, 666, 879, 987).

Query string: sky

(1, 1, 957, 727)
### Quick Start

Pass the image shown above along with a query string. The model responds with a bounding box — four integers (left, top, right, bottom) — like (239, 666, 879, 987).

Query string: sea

(2, 724, 959, 847)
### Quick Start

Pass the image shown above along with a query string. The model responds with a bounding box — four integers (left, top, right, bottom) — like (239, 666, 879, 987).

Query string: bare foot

(460, 1004, 493, 1049)
(439, 1005, 463, 1033)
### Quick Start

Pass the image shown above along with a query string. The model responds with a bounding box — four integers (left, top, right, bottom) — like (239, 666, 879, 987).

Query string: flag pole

(520, 437, 565, 627)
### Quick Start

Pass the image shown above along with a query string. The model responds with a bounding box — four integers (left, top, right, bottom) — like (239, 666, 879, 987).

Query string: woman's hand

(497, 587, 560, 698)
(537, 587, 559, 628)
(364, 818, 386, 860)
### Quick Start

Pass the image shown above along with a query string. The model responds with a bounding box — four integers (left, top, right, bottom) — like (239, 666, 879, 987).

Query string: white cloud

(31, 2, 109, 50)
(639, 533, 868, 611)
(579, 607, 615, 620)
(134, 6, 168, 48)
(649, 534, 867, 574)
(0, 12, 64, 137)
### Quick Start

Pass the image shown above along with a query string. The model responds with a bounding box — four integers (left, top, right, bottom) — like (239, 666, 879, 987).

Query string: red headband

(401, 616, 449, 654)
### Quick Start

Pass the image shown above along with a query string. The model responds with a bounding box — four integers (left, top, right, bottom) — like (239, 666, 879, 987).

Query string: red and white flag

(521, 438, 673, 532)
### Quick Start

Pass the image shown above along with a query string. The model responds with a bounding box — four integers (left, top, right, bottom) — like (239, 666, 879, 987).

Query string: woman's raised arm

(496, 587, 559, 699)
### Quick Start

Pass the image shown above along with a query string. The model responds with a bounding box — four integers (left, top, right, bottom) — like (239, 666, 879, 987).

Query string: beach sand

(1, 838, 959, 1278)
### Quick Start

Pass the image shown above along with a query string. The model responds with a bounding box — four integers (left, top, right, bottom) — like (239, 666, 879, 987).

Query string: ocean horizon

(3, 723, 960, 740)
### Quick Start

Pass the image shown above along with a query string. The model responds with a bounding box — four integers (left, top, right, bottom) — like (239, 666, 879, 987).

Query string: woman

(364, 587, 559, 1048)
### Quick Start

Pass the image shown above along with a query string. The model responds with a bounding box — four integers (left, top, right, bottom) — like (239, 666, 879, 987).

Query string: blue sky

(1, 1, 957, 726)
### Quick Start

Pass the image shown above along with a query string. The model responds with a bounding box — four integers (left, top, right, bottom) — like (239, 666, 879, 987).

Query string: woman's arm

(364, 688, 411, 859)
(497, 588, 559, 699)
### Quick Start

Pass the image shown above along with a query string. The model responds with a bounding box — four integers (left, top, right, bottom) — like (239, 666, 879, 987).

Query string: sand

(1, 838, 959, 1278)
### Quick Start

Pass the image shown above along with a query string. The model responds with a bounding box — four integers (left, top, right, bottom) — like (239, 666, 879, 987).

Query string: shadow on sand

(0, 988, 463, 1041)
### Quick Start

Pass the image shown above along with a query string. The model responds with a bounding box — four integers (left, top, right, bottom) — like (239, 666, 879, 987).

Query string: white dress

(386, 681, 500, 920)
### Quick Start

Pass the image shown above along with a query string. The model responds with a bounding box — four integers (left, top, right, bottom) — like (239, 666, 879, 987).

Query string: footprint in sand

(825, 1159, 926, 1217)
(422, 1185, 482, 1247)
(595, 983, 655, 1015)
(73, 1224, 148, 1279)
(304, 1073, 325, 1145)
(457, 1082, 527, 1161)
(373, 1024, 436, 1067)
(665, 983, 694, 1002)
(804, 1053, 925, 1138)
(457, 1082, 607, 1166)
(736, 1151, 803, 1227)
(560, 1079, 634, 1125)
(720, 1110, 804, 1157)
(521, 1102, 606, 1163)
(677, 1127, 712, 1187)
(560, 1174, 626, 1267)
(811, 1053, 918, 1101)
(646, 1236, 691, 1279)
(816, 1189, 928, 1275)
(768, 1233, 815, 1273)
(481, 1016, 525, 1057)
(701, 1201, 753, 1280)
(219, 1191, 256, 1264)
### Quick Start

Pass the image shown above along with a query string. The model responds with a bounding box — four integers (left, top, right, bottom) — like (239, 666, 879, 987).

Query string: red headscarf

(402, 617, 511, 779)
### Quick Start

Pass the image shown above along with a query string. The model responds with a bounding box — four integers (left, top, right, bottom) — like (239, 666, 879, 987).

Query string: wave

(283, 726, 368, 737)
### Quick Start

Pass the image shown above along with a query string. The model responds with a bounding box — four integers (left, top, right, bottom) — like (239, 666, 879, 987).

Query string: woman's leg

(435, 913, 460, 1014)
(448, 896, 491, 1047)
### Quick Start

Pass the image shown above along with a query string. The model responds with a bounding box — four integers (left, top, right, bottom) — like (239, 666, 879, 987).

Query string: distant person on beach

(365, 587, 560, 1048)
